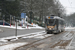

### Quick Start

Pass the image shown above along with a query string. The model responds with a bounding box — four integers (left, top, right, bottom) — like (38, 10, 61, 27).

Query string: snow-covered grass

(0, 23, 44, 30)
(0, 42, 28, 50)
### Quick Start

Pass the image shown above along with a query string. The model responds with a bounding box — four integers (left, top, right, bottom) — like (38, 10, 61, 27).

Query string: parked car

(0, 20, 10, 26)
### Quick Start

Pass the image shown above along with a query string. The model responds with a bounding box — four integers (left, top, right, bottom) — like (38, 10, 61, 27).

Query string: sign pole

(15, 20, 18, 39)
(3, 15, 5, 26)
(10, 15, 11, 27)
(15, 20, 17, 36)
(14, 16, 15, 26)
(3, 19, 4, 26)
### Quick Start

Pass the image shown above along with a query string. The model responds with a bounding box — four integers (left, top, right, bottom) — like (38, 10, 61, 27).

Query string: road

(0, 27, 75, 50)
(0, 27, 44, 38)
(15, 29, 75, 50)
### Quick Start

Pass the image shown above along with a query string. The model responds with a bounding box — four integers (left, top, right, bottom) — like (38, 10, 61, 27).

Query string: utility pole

(41, 0, 44, 26)
(42, 0, 44, 23)
(15, 19, 19, 39)
(15, 20, 17, 36)
(14, 16, 15, 26)
(31, 0, 32, 11)
(30, 0, 33, 24)
(41, 0, 44, 23)
(57, 9, 60, 17)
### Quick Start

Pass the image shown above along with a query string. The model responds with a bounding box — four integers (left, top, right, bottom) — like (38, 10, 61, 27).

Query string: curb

(0, 31, 45, 42)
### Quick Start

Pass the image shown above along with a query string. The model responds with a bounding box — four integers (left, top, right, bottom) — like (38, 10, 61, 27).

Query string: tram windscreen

(46, 19, 56, 26)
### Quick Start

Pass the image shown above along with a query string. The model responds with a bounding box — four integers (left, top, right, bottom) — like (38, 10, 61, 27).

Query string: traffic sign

(21, 13, 26, 18)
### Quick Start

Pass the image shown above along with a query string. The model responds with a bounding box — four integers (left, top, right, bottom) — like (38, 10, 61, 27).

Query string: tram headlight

(49, 28, 51, 30)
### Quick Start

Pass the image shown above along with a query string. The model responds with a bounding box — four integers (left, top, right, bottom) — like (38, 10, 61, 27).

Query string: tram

(45, 15, 65, 34)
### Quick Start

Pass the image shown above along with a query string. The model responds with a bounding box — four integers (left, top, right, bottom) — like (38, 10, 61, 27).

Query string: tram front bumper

(46, 30, 58, 33)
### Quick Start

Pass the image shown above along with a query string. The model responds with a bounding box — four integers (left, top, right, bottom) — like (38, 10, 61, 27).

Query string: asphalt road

(0, 27, 44, 38)
(0, 28, 75, 50)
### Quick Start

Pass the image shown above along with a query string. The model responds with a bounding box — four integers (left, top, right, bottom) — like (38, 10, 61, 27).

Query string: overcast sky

(59, 0, 75, 15)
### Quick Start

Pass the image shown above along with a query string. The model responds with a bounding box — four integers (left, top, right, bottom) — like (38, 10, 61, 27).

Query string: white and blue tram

(45, 16, 65, 34)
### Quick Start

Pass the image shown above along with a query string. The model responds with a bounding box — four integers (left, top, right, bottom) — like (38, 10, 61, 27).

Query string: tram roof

(46, 16, 64, 21)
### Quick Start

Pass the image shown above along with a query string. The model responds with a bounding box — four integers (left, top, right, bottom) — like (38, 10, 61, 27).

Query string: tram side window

(61, 20, 63, 25)
(59, 20, 61, 25)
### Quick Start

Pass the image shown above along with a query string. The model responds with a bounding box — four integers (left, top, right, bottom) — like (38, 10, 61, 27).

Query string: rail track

(15, 31, 67, 50)
(1, 31, 74, 50)
(0, 31, 54, 50)
(15, 31, 75, 50)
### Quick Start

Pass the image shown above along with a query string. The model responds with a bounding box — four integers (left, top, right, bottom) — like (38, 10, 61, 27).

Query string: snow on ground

(0, 31, 45, 42)
(0, 23, 44, 30)
(0, 42, 28, 50)
(0, 25, 25, 29)
(65, 27, 75, 29)
(0, 31, 45, 50)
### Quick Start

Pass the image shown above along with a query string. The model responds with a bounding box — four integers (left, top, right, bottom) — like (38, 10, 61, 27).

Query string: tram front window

(47, 19, 56, 26)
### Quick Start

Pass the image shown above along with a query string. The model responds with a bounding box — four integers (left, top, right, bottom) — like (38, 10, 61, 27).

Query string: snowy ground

(0, 42, 28, 50)
(0, 23, 45, 50)
(65, 27, 75, 29)
(0, 26, 75, 50)
(0, 31, 45, 50)
(0, 23, 44, 30)
(0, 31, 45, 42)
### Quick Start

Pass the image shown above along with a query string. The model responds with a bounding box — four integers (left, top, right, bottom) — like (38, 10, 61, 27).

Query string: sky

(59, 0, 75, 15)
